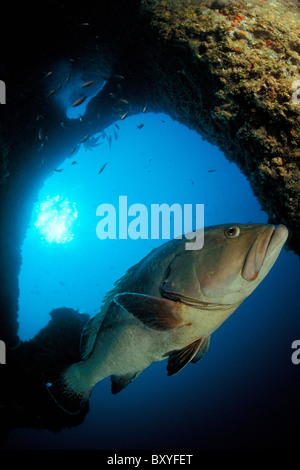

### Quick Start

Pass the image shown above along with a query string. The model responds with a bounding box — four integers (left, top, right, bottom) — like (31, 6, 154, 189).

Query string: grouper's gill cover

(44, 223, 288, 414)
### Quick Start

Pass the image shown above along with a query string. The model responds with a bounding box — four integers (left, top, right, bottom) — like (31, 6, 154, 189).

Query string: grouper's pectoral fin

(80, 311, 105, 360)
(166, 337, 209, 376)
(114, 292, 190, 331)
(111, 371, 141, 394)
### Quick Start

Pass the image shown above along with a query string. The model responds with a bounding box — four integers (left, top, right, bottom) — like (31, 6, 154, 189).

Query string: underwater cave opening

(17, 111, 268, 341)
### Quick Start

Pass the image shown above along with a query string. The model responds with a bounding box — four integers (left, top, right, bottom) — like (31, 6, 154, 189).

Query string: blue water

(3, 112, 300, 449)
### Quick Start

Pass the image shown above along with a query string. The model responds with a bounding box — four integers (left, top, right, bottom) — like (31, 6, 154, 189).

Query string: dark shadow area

(0, 308, 89, 439)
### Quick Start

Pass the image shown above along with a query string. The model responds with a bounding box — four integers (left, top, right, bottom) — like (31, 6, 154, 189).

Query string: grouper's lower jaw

(242, 224, 288, 282)
(266, 224, 289, 256)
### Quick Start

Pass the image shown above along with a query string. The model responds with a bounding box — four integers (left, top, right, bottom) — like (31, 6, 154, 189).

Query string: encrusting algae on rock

(142, 0, 300, 255)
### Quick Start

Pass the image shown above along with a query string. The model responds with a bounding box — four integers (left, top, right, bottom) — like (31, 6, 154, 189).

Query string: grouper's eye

(224, 226, 240, 239)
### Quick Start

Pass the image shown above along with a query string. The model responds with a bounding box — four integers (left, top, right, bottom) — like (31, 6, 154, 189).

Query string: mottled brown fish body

(45, 223, 288, 413)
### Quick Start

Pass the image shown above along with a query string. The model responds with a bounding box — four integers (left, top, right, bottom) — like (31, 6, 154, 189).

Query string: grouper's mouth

(161, 291, 240, 311)
(242, 224, 288, 281)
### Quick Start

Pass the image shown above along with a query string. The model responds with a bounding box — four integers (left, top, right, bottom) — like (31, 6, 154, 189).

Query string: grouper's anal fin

(166, 337, 209, 376)
(114, 292, 190, 331)
(191, 336, 211, 364)
(111, 371, 141, 394)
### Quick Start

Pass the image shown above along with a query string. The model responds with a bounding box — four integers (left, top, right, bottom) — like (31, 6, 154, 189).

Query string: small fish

(119, 99, 129, 105)
(57, 83, 62, 90)
(143, 106, 147, 113)
(54, 168, 63, 172)
(72, 96, 87, 107)
(114, 74, 125, 80)
(44, 71, 53, 78)
(81, 80, 95, 88)
(72, 161, 77, 165)
(70, 145, 79, 155)
(90, 135, 101, 145)
(113, 130, 118, 140)
(38, 127, 44, 140)
(115, 123, 120, 130)
(208, 170, 216, 173)
(36, 114, 43, 121)
(66, 73, 71, 83)
(80, 135, 89, 143)
(120, 111, 128, 120)
(79, 22, 90, 26)
(108, 135, 112, 148)
(98, 162, 108, 174)
(39, 142, 46, 152)
(48, 89, 56, 96)
(137, 123, 144, 130)
(44, 223, 288, 414)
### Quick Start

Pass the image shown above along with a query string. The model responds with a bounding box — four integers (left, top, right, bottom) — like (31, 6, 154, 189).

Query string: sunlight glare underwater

(34, 195, 78, 244)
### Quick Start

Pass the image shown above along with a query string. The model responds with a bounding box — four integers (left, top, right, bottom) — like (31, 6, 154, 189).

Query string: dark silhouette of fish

(98, 162, 108, 174)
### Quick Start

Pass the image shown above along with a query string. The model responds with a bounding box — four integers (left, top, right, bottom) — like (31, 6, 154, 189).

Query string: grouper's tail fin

(44, 363, 92, 414)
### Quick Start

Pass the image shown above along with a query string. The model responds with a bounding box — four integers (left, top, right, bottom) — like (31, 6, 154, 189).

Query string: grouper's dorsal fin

(80, 311, 105, 360)
(114, 293, 190, 331)
(166, 338, 206, 376)
(111, 371, 141, 394)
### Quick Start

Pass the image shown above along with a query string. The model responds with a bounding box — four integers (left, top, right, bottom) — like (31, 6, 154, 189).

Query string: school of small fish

(40, 68, 147, 174)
